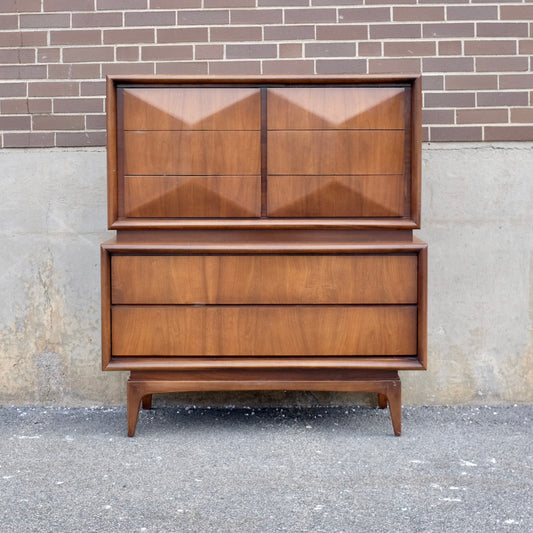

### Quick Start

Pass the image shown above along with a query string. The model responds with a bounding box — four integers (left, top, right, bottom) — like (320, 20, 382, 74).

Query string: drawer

(111, 306, 417, 357)
(124, 175, 261, 218)
(111, 254, 418, 305)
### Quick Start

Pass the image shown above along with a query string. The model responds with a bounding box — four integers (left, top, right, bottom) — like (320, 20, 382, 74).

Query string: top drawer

(111, 254, 418, 305)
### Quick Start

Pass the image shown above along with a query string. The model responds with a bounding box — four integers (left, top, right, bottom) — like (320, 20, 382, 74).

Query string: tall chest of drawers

(102, 75, 427, 436)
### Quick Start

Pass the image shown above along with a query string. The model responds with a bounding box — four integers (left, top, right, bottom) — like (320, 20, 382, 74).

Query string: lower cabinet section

(101, 238, 427, 436)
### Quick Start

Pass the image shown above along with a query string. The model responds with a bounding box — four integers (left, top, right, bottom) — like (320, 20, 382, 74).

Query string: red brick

(0, 49, 35, 63)
(438, 41, 462, 56)
(0, 83, 27, 97)
(263, 60, 315, 75)
(518, 40, 533, 55)
(499, 74, 533, 90)
(476, 57, 528, 73)
(81, 81, 106, 96)
(316, 59, 366, 74)
(422, 127, 429, 143)
(44, 0, 94, 11)
(104, 28, 155, 44)
(178, 10, 229, 25)
(37, 48, 61, 63)
(305, 42, 356, 57)
(0, 32, 20, 47)
(421, 75, 443, 90)
(369, 57, 420, 74)
(422, 57, 473, 72)
(0, 0, 41, 13)
(50, 30, 102, 46)
(1, 99, 30, 114)
(358, 42, 381, 57)
(29, 81, 79, 97)
(151, 0, 199, 7)
(209, 60, 261, 75)
(477, 23, 529, 38)
(485, 126, 533, 142)
(422, 109, 454, 124)
(0, 65, 47, 79)
(125, 11, 176, 27)
(259, 0, 307, 5)
(425, 92, 475, 108)
(63, 47, 115, 63)
(195, 44, 224, 60)
(500, 5, 533, 21)
(339, 7, 390, 23)
(369, 24, 421, 39)
(56, 131, 106, 146)
(73, 12, 123, 28)
(365, 0, 412, 3)
(212, 26, 263, 42)
(49, 64, 101, 79)
(447, 6, 498, 21)
(28, 99, 53, 114)
(456, 108, 508, 124)
(285, 8, 336, 24)
(97, 0, 147, 8)
(393, 6, 444, 21)
(430, 126, 482, 142)
(0, 15, 19, 29)
(464, 40, 516, 56)
(20, 13, 70, 28)
(101, 63, 155, 76)
(445, 74, 497, 91)
(155, 61, 208, 75)
(20, 31, 49, 46)
(205, 0, 254, 6)
(3, 132, 55, 148)
(157, 28, 207, 43)
(264, 25, 314, 41)
(0, 116, 32, 130)
(53, 98, 104, 114)
(423, 23, 474, 38)
(86, 114, 106, 129)
(279, 43, 302, 58)
(116, 46, 139, 61)
(314, 0, 363, 4)
(226, 44, 277, 59)
(316, 25, 368, 41)
(230, 9, 282, 24)
(141, 45, 193, 61)
(510, 108, 533, 124)
(383, 41, 436, 57)
(477, 91, 529, 107)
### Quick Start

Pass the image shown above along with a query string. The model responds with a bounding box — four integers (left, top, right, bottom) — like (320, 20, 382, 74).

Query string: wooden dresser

(101, 75, 427, 436)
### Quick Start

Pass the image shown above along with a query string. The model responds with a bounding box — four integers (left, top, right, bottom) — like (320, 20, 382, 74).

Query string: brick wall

(1, 0, 532, 147)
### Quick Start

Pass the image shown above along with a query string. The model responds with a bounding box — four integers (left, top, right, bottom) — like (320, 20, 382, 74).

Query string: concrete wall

(1, 143, 532, 406)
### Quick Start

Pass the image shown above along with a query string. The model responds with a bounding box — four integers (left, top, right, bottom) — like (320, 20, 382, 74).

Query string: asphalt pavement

(0, 405, 531, 533)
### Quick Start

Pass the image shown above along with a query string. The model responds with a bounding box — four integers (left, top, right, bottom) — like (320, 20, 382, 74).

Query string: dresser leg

(127, 381, 144, 437)
(385, 382, 402, 436)
(377, 393, 388, 409)
(142, 394, 153, 410)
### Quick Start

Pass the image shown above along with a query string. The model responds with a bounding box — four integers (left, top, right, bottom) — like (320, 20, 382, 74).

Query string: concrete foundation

(1, 144, 532, 406)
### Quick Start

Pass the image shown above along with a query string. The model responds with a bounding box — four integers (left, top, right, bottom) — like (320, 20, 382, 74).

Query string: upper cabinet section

(107, 75, 421, 229)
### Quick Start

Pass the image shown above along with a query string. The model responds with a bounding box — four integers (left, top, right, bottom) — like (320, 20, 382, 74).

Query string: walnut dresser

(101, 75, 427, 437)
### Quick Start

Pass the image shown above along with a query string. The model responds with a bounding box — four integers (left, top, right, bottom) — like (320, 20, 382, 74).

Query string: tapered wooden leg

(385, 382, 402, 436)
(127, 381, 144, 437)
(142, 394, 152, 410)
(378, 393, 388, 409)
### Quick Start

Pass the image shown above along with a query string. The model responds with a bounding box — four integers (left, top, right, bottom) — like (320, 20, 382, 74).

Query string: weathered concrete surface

(0, 406, 531, 532)
(0, 144, 532, 407)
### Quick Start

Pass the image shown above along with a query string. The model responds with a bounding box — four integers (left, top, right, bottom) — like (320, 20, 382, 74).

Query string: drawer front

(111, 254, 418, 305)
(111, 306, 417, 357)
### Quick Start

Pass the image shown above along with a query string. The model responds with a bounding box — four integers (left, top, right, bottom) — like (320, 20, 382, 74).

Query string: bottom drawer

(111, 306, 417, 357)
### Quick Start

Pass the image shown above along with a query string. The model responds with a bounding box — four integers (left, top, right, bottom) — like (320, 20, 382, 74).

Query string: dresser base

(126, 369, 402, 437)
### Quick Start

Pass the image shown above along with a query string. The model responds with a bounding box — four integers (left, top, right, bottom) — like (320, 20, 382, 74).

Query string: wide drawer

(111, 254, 418, 305)
(111, 306, 417, 357)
